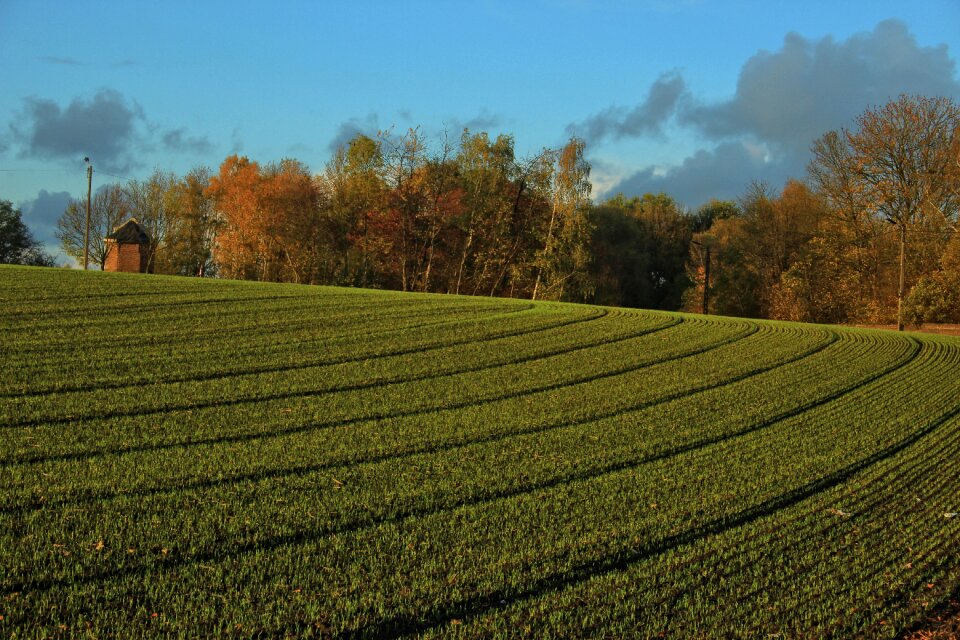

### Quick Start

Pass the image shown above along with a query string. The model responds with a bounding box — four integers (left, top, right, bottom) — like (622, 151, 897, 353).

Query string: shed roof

(106, 218, 150, 244)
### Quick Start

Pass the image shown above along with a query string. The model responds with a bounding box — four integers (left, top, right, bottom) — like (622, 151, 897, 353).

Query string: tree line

(6, 93, 957, 326)
(691, 94, 960, 328)
(53, 129, 599, 302)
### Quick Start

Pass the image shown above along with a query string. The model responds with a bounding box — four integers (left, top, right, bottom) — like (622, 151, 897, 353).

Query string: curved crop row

(2, 303, 571, 395)
(1, 265, 958, 638)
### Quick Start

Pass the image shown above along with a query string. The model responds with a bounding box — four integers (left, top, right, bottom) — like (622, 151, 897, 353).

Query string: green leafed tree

(590, 193, 692, 310)
(0, 200, 55, 266)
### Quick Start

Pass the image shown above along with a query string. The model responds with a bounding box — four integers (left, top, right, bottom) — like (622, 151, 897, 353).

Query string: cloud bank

(17, 189, 73, 256)
(8, 89, 213, 173)
(577, 20, 960, 207)
(568, 71, 688, 142)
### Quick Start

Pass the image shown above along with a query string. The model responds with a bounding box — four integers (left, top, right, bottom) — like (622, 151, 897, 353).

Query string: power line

(0, 167, 134, 181)
(94, 170, 133, 181)
(0, 168, 81, 173)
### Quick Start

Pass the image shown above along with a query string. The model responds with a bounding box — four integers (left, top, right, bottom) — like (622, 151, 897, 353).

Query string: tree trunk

(897, 223, 906, 331)
(531, 196, 558, 302)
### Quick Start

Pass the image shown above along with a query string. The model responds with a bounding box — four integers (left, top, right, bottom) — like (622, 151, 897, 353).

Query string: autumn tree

(374, 131, 465, 293)
(368, 128, 431, 291)
(808, 129, 892, 318)
(452, 135, 556, 298)
(690, 199, 739, 233)
(446, 134, 553, 298)
(903, 232, 960, 324)
(450, 130, 517, 295)
(683, 181, 828, 319)
(259, 159, 325, 284)
(532, 137, 593, 301)
(206, 155, 265, 280)
(810, 94, 960, 329)
(206, 155, 327, 283)
(156, 166, 219, 277)
(57, 184, 128, 269)
(322, 134, 387, 286)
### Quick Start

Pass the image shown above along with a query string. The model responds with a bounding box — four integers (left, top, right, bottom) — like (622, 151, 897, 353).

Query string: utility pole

(897, 222, 906, 331)
(83, 158, 92, 270)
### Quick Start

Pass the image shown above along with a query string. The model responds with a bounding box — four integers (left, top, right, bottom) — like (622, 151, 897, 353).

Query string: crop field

(2, 264, 959, 638)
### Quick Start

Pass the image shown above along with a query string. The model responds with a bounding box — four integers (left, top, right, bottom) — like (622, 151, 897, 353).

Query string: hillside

(1, 265, 959, 638)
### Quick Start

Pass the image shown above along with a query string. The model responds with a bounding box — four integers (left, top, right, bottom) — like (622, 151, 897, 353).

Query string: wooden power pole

(83, 159, 92, 270)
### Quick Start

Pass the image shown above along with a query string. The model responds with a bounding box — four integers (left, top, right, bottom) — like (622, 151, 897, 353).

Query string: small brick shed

(104, 218, 151, 273)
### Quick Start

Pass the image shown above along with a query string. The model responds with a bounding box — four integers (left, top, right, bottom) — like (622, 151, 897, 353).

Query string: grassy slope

(1, 265, 959, 638)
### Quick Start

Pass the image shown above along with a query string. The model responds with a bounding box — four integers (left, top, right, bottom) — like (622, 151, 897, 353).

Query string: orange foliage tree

(206, 155, 324, 283)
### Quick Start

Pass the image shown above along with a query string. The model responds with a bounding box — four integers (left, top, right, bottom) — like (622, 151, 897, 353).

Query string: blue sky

(1, 0, 959, 260)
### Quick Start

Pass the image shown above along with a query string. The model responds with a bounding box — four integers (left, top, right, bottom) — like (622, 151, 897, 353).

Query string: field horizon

(2, 264, 959, 638)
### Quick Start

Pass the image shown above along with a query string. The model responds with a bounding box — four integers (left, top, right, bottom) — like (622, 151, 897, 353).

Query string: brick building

(104, 218, 151, 273)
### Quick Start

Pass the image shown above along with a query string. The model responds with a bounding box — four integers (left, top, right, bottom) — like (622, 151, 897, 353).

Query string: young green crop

(1, 264, 958, 638)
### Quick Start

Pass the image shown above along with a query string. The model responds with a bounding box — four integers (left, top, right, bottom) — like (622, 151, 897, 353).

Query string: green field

(2, 265, 959, 638)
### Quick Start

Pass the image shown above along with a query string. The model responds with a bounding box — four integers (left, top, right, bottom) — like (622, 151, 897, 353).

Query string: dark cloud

(327, 113, 380, 153)
(38, 56, 85, 66)
(17, 189, 73, 250)
(10, 89, 146, 173)
(610, 141, 788, 208)
(570, 72, 688, 143)
(8, 89, 217, 171)
(162, 127, 213, 154)
(680, 19, 960, 153)
(600, 19, 960, 207)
